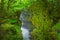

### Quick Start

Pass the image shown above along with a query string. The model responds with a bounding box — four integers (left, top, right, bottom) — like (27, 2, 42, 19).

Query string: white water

(20, 9, 32, 40)
(21, 27, 30, 40)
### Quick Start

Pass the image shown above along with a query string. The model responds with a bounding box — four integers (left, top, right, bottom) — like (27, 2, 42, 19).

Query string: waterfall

(20, 9, 32, 40)
(21, 26, 30, 40)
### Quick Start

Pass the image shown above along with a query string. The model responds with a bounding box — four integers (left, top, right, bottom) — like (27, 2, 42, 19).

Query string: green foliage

(52, 21, 60, 40)
(52, 22, 60, 30)
(58, 33, 60, 40)
(0, 0, 37, 40)
(30, 0, 53, 28)
(6, 19, 17, 23)
(31, 29, 44, 40)
(31, 28, 57, 40)
(0, 0, 60, 40)
(3, 0, 36, 13)
(30, 0, 60, 40)
(0, 23, 23, 40)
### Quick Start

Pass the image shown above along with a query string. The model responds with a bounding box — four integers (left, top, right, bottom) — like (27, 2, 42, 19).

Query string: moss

(31, 28, 44, 40)
(31, 28, 58, 40)
(58, 33, 60, 40)
(30, 0, 59, 40)
(0, 23, 23, 40)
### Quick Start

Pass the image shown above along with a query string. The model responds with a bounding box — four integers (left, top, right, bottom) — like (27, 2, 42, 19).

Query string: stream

(20, 9, 34, 40)
(21, 22, 31, 40)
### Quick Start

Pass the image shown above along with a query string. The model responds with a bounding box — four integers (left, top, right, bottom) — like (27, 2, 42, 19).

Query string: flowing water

(21, 28, 29, 40)
(21, 23, 31, 40)
(20, 9, 34, 40)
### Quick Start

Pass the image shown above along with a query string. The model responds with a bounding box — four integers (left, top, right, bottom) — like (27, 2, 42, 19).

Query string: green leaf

(52, 22, 60, 30)
(7, 19, 17, 23)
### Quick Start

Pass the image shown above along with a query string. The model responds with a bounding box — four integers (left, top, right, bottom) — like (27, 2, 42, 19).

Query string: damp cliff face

(29, 0, 60, 40)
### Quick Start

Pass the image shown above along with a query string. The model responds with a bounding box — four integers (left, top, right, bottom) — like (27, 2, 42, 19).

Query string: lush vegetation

(0, 23, 23, 40)
(0, 0, 60, 40)
(30, 0, 60, 40)
(0, 0, 36, 40)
